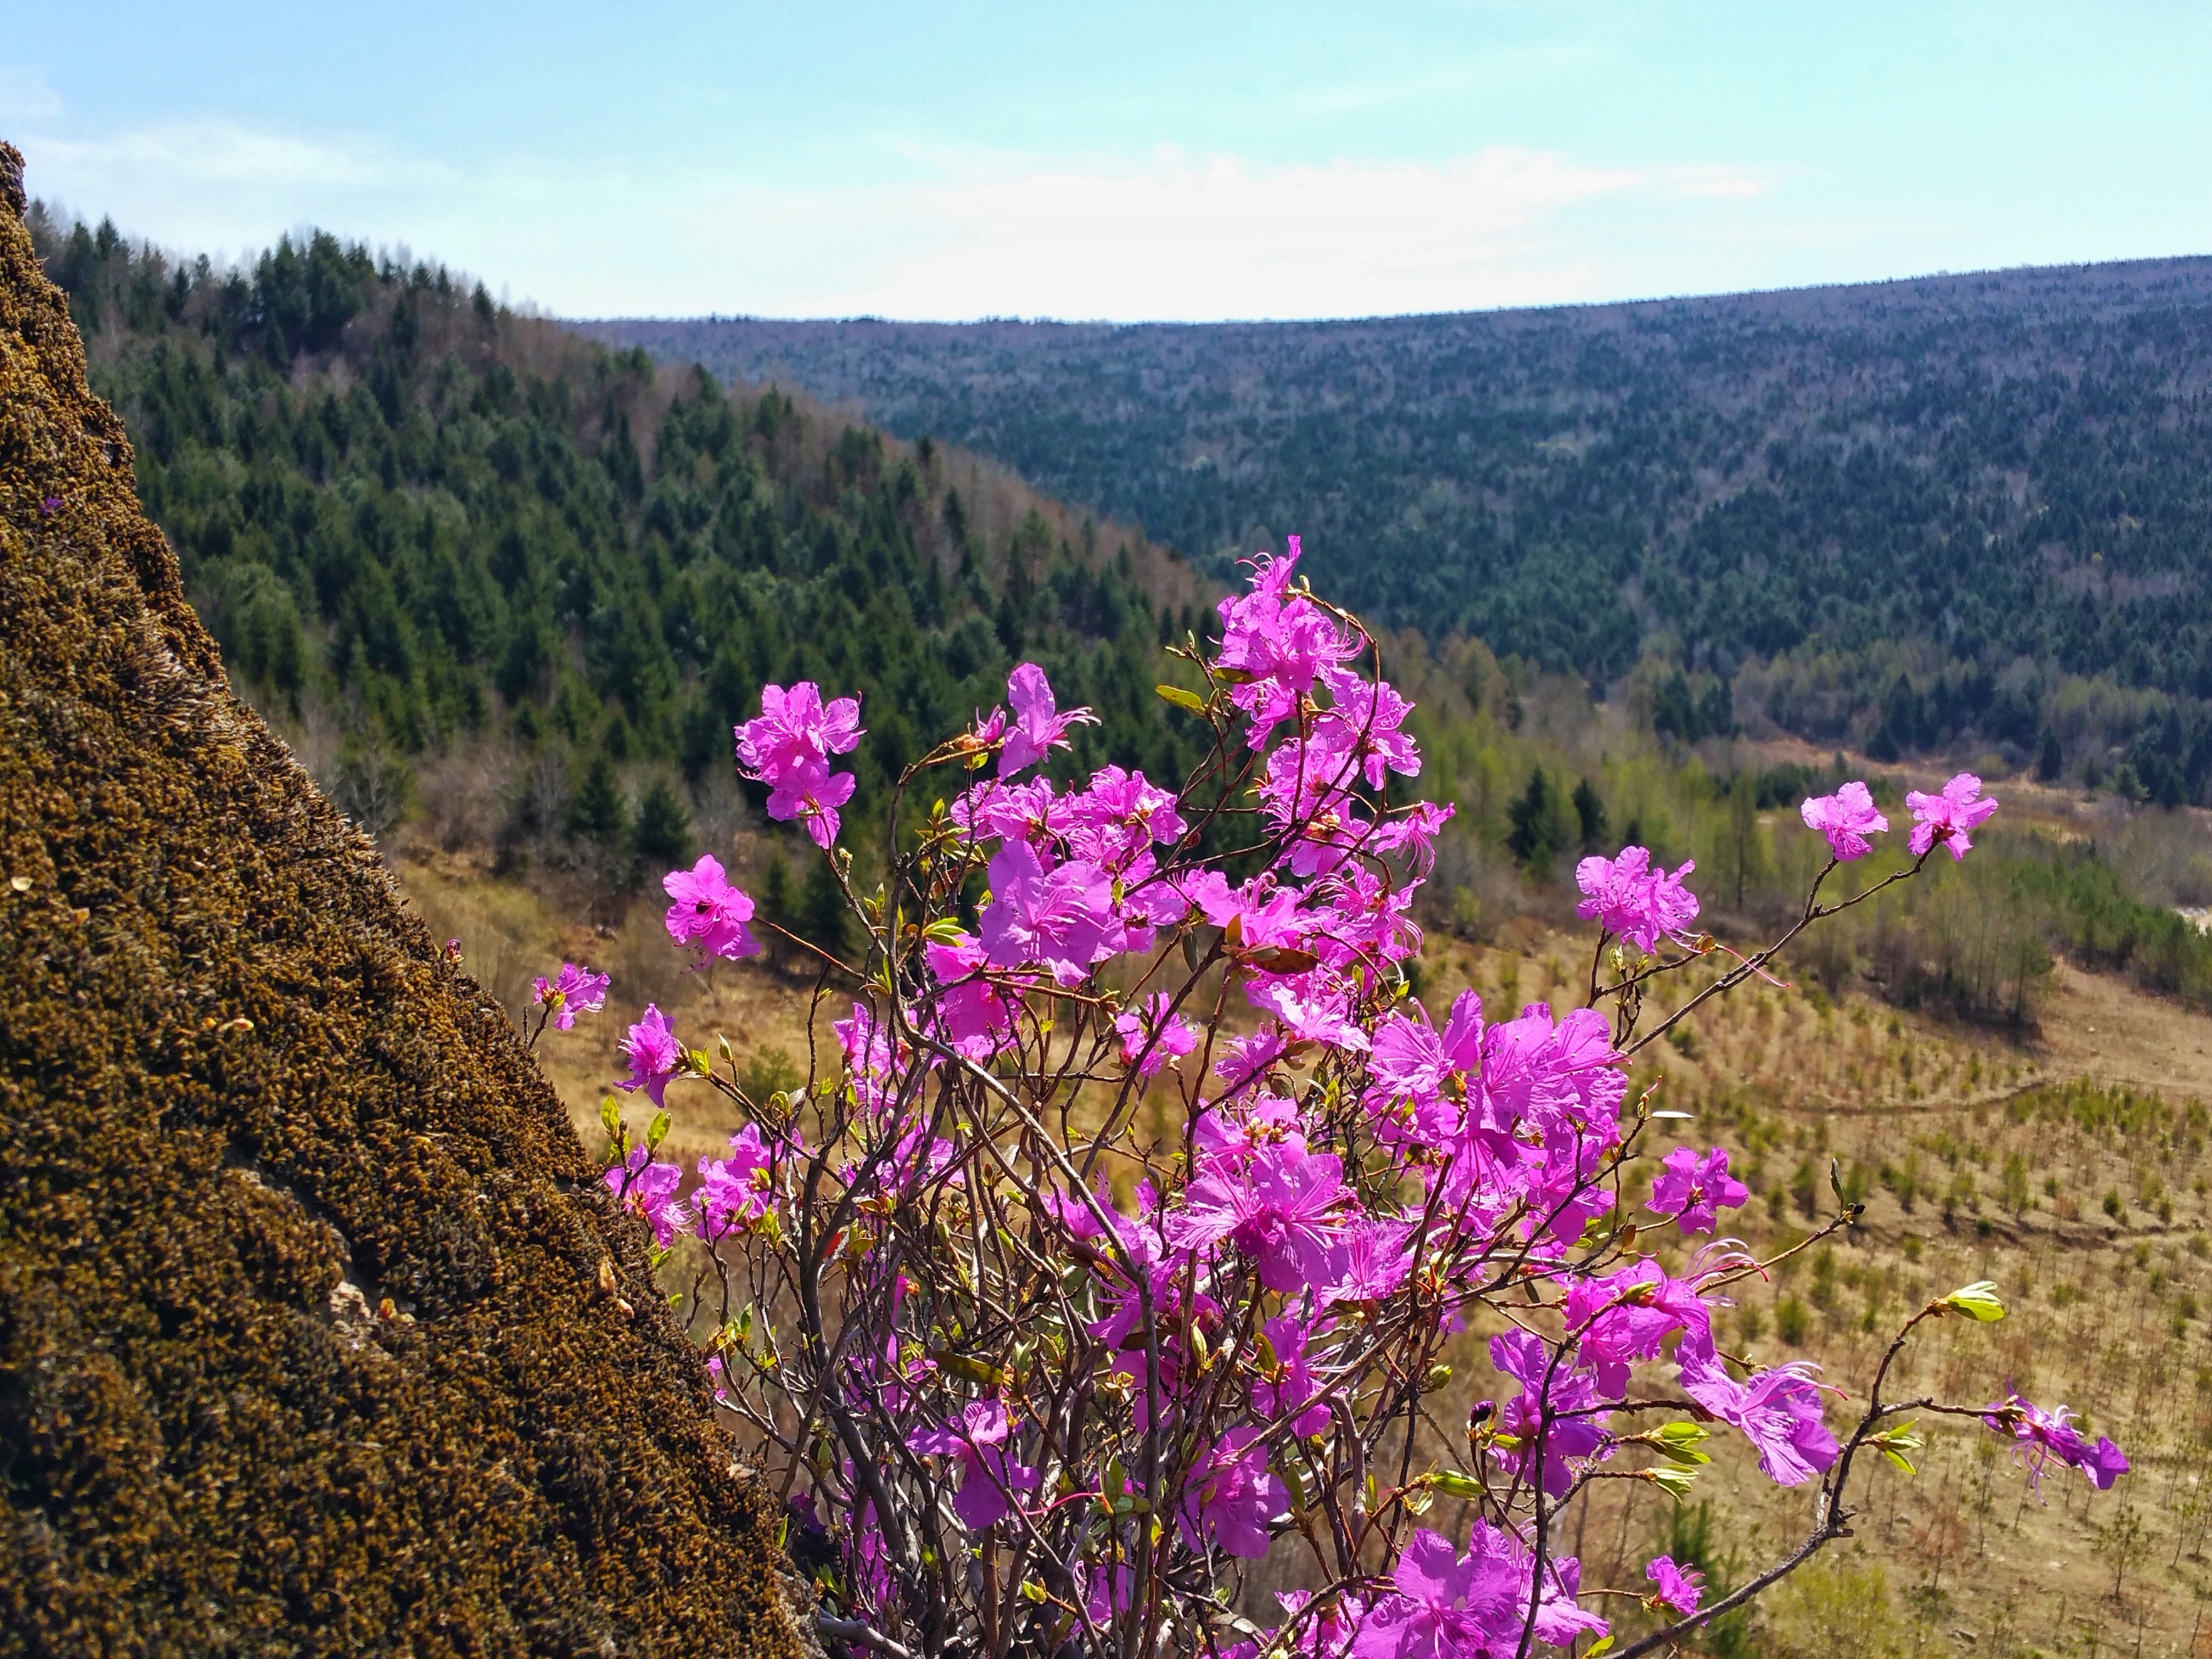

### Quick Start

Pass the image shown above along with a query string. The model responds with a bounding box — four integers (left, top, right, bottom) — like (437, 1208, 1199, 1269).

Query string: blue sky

(4, 2, 2208, 320)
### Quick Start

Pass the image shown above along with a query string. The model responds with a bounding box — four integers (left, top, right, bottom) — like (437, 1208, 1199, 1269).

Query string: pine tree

(799, 857, 851, 962)
(566, 756, 627, 846)
(1571, 777, 1608, 854)
(1506, 769, 1571, 869)
(631, 779, 693, 869)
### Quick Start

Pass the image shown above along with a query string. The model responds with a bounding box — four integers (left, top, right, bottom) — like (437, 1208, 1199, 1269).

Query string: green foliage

(631, 778, 694, 869)
(29, 210, 1206, 867)
(1505, 767, 1573, 869)
(602, 275, 2212, 796)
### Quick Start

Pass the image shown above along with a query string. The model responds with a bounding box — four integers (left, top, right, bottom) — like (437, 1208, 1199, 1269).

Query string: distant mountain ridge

(581, 256, 2212, 800)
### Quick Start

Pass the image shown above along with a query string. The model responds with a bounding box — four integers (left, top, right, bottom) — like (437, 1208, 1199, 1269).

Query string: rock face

(0, 144, 798, 1657)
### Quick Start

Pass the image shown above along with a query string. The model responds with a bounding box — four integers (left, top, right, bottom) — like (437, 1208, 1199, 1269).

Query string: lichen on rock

(0, 141, 799, 1656)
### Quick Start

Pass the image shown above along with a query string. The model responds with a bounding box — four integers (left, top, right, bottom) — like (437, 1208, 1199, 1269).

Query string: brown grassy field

(391, 827, 2212, 1657)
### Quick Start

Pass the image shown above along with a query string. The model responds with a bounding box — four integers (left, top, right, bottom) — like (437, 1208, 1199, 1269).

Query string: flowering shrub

(577, 541, 2121, 1658)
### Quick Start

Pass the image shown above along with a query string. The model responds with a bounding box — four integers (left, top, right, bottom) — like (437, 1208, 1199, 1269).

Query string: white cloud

(0, 66, 62, 124)
(618, 144, 1770, 320)
(10, 118, 1772, 320)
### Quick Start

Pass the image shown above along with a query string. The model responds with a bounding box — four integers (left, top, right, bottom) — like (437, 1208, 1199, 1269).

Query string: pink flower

(735, 680, 863, 778)
(1166, 1142, 1349, 1293)
(532, 961, 609, 1030)
(1319, 1217, 1415, 1307)
(1351, 1525, 1604, 1659)
(770, 760, 858, 849)
(998, 662, 1099, 776)
(1982, 1393, 2130, 1492)
(907, 1399, 1039, 1528)
(1799, 780, 1889, 861)
(1647, 1145, 1749, 1236)
(736, 682, 863, 846)
(662, 854, 761, 964)
(1907, 772, 1998, 860)
(1645, 1555, 1704, 1618)
(618, 1003, 684, 1107)
(1255, 1315, 1333, 1435)
(1247, 967, 1370, 1053)
(979, 840, 1113, 982)
(604, 1144, 687, 1246)
(1213, 538, 1359, 740)
(1177, 1426, 1284, 1558)
(1115, 992, 1199, 1081)
(1563, 1260, 1714, 1396)
(695, 1123, 775, 1238)
(925, 932, 1019, 1060)
(1575, 846, 1700, 953)
(1677, 1333, 1838, 1487)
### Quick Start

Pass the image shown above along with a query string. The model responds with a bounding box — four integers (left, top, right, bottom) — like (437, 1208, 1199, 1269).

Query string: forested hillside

(27, 209, 1210, 883)
(586, 259, 2212, 803)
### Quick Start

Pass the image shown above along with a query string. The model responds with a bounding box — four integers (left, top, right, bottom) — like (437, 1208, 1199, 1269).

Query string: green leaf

(1156, 683, 1206, 711)
(1647, 1465, 1697, 1502)
(1584, 1638, 1616, 1658)
(1939, 1280, 2007, 1321)
(1652, 1421, 1712, 1465)
(1872, 1422, 1923, 1475)
(599, 1095, 621, 1137)
(646, 1110, 671, 1152)
(1428, 1469, 1485, 1502)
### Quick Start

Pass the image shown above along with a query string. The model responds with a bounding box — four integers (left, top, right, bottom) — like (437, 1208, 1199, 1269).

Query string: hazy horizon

(7, 2, 2212, 323)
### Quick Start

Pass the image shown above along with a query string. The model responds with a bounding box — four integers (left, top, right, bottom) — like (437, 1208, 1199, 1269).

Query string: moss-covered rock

(0, 143, 799, 1657)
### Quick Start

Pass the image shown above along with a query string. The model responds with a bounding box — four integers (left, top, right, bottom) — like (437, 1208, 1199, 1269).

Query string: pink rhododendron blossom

(1247, 968, 1370, 1052)
(980, 840, 1113, 982)
(736, 681, 863, 846)
(662, 854, 761, 964)
(1907, 772, 1998, 859)
(1177, 1426, 1284, 1558)
(1645, 1555, 1704, 1617)
(1320, 1217, 1415, 1307)
(908, 1400, 1039, 1528)
(1677, 1333, 1839, 1486)
(532, 961, 609, 1030)
(1115, 992, 1199, 1080)
(1352, 1525, 1604, 1659)
(695, 1124, 775, 1239)
(1490, 1328, 1610, 1495)
(1167, 1142, 1349, 1292)
(604, 1144, 687, 1245)
(735, 680, 863, 779)
(924, 932, 1020, 1059)
(1800, 780, 1889, 861)
(1982, 1393, 2131, 1492)
(1214, 538, 1359, 741)
(773, 761, 859, 849)
(1575, 845, 1701, 952)
(1563, 1260, 1714, 1396)
(618, 1003, 683, 1107)
(1255, 1314, 1333, 1435)
(1647, 1144, 1750, 1235)
(998, 662, 1099, 776)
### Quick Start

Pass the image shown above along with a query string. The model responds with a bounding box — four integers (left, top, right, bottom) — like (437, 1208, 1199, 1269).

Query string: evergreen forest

(591, 260, 2212, 806)
(28, 208, 1213, 892)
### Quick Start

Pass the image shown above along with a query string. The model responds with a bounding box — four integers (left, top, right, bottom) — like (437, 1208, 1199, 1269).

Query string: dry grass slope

(0, 143, 798, 1657)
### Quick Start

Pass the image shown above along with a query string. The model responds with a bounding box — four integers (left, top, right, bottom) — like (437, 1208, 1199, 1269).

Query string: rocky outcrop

(0, 142, 798, 1657)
